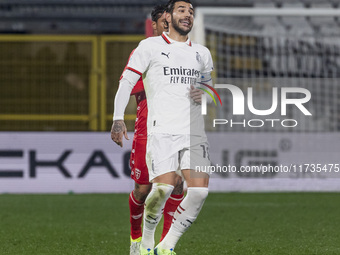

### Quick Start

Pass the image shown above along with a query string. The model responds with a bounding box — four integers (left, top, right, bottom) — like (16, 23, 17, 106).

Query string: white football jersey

(126, 32, 214, 136)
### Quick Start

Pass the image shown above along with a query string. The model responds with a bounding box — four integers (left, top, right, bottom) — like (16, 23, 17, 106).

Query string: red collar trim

(162, 33, 171, 44)
(161, 33, 192, 46)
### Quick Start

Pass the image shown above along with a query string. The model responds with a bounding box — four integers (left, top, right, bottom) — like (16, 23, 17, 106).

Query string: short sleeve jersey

(126, 32, 213, 136)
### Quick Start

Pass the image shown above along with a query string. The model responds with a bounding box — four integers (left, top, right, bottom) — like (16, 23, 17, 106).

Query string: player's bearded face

(170, 3, 194, 36)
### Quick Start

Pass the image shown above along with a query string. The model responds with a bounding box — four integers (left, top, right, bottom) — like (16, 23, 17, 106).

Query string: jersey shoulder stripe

(127, 67, 142, 76)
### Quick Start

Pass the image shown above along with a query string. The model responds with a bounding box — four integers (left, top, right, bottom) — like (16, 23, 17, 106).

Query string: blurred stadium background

(1, 0, 339, 132)
(1, 1, 340, 254)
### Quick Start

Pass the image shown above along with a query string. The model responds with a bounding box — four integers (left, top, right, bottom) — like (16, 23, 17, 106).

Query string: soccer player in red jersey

(115, 5, 184, 255)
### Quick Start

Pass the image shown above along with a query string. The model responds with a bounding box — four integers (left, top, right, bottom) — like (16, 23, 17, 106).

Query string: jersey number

(200, 145, 210, 160)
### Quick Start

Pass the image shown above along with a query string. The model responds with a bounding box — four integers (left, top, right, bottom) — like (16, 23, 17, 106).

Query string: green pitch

(1, 193, 340, 255)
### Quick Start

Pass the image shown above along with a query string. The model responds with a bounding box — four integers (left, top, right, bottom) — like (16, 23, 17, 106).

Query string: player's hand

(111, 120, 129, 147)
(190, 85, 204, 104)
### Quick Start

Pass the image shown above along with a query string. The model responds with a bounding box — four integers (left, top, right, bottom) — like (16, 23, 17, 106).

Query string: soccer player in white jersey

(120, 5, 185, 255)
(112, 0, 214, 254)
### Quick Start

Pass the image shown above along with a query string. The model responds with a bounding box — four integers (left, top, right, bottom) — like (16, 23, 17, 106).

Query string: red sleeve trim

(127, 67, 142, 76)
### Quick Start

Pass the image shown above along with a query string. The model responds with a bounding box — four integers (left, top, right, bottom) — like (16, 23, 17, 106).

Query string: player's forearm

(113, 83, 132, 120)
(113, 70, 141, 120)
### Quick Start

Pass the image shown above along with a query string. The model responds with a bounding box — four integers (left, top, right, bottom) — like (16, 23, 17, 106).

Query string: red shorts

(130, 138, 150, 185)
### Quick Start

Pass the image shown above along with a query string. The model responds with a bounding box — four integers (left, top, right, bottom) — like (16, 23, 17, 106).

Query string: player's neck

(167, 29, 188, 43)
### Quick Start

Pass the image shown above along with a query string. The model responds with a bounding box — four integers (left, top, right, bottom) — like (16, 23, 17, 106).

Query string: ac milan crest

(196, 52, 202, 63)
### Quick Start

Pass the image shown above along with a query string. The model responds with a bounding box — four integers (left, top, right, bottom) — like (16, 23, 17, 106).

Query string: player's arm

(111, 70, 141, 147)
(111, 39, 150, 147)
(120, 49, 145, 96)
(111, 120, 128, 147)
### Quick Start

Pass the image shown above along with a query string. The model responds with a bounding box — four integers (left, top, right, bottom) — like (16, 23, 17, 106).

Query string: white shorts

(145, 133, 211, 182)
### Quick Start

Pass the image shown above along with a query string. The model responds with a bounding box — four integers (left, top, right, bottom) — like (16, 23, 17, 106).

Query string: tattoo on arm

(113, 121, 124, 133)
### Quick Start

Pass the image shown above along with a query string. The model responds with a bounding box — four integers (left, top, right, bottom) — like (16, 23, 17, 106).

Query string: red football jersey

(132, 90, 147, 138)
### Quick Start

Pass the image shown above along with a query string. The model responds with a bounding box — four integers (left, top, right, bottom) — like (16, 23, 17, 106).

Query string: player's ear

(165, 12, 171, 24)
(152, 21, 159, 36)
(164, 20, 169, 31)
(152, 21, 157, 31)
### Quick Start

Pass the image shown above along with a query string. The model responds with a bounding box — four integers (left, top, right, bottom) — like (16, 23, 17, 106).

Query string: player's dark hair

(166, 0, 193, 14)
(151, 4, 167, 22)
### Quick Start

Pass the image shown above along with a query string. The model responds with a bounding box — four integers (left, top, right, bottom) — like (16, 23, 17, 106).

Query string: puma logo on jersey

(161, 52, 170, 59)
